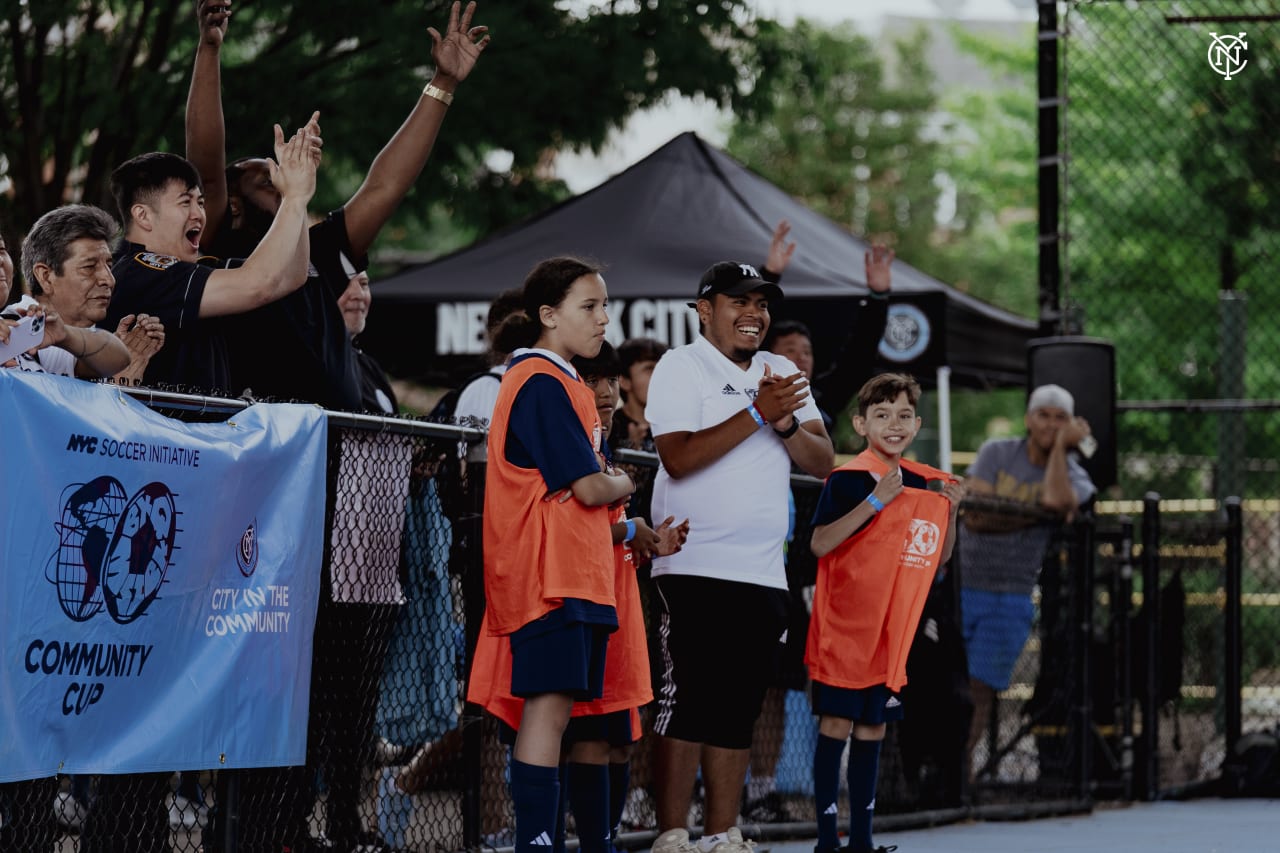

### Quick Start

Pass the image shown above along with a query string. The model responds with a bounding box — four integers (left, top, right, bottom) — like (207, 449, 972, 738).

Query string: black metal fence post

(1076, 516, 1096, 800)
(1140, 493, 1161, 801)
(1223, 496, 1243, 761)
(1116, 516, 1135, 802)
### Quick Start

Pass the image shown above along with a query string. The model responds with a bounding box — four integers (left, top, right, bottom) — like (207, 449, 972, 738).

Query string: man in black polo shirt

(103, 129, 318, 395)
(184, 0, 489, 411)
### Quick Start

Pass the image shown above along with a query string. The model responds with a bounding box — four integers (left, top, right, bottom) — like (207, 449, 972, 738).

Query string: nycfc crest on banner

(0, 371, 327, 782)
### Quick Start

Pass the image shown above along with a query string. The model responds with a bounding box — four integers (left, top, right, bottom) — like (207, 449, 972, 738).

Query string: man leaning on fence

(958, 383, 1097, 778)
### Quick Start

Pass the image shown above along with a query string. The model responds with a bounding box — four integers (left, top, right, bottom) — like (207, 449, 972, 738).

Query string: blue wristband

(623, 519, 637, 542)
(746, 402, 768, 428)
(867, 494, 885, 513)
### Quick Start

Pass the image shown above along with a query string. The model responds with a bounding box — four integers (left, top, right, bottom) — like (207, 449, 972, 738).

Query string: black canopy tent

(362, 132, 1036, 388)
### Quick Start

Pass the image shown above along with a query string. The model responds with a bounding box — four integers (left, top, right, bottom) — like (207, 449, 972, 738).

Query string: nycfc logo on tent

(879, 303, 931, 363)
(47, 476, 179, 624)
(1208, 32, 1247, 80)
(906, 519, 941, 558)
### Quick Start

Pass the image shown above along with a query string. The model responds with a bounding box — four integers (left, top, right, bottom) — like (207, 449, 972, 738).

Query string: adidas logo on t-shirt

(721, 384, 739, 395)
(531, 832, 554, 846)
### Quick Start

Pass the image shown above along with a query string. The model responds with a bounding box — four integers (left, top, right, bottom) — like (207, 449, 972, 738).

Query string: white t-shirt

(645, 334, 822, 590)
(454, 364, 506, 462)
(11, 346, 75, 377)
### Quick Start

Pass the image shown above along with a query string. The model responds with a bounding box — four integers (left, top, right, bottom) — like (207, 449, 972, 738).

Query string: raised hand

(196, 0, 231, 48)
(270, 123, 318, 204)
(1060, 415, 1092, 450)
(298, 110, 324, 167)
(865, 243, 894, 294)
(34, 304, 67, 350)
(940, 479, 966, 510)
(871, 467, 904, 508)
(765, 220, 796, 275)
(754, 363, 810, 426)
(115, 314, 166, 361)
(429, 1, 490, 84)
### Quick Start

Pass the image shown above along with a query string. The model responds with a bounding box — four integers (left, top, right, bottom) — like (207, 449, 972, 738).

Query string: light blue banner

(0, 371, 327, 781)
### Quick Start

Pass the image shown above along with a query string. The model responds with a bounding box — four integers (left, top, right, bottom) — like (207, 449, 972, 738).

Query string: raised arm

(198, 125, 317, 317)
(761, 219, 795, 280)
(812, 244, 894, 415)
(1041, 416, 1091, 519)
(185, 0, 232, 247)
(343, 0, 490, 257)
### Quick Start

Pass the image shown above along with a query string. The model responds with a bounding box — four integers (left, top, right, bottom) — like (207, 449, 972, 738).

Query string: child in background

(569, 341, 688, 852)
(805, 373, 965, 853)
(465, 257, 635, 853)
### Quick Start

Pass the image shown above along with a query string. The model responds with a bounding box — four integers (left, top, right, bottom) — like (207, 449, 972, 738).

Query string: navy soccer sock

(511, 758, 560, 853)
(608, 761, 631, 841)
(566, 763, 612, 853)
(813, 733, 846, 852)
(846, 738, 882, 853)
(554, 764, 568, 853)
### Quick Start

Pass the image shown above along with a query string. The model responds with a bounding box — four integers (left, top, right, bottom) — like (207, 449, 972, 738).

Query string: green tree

(727, 19, 1041, 457)
(727, 19, 941, 260)
(0, 0, 777, 242)
(1063, 2, 1280, 498)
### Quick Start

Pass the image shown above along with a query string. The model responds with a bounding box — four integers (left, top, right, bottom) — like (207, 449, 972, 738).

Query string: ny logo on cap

(739, 263, 759, 278)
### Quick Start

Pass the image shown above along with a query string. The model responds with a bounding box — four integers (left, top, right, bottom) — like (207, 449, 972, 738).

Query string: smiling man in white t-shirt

(645, 261, 834, 853)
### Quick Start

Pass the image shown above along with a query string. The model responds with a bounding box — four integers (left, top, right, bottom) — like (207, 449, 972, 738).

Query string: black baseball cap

(688, 261, 784, 308)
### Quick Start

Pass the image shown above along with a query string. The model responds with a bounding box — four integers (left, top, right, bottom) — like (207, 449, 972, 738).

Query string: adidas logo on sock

(721, 384, 740, 395)
(866, 798, 876, 811)
(531, 831, 554, 846)
(823, 802, 838, 815)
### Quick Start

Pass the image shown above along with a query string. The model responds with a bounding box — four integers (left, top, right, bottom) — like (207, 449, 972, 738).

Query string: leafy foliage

(726, 18, 1040, 456)
(0, 0, 776, 242)
(1063, 2, 1280, 498)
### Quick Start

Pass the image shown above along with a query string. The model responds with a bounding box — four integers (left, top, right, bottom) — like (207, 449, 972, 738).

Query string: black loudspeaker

(1027, 336, 1117, 491)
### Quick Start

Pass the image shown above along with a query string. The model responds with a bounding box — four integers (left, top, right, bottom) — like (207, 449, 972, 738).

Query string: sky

(554, 0, 1036, 191)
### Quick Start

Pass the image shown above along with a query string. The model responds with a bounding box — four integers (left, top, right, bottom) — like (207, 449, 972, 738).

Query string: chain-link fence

(1060, 0, 1280, 497)
(1060, 0, 1280, 797)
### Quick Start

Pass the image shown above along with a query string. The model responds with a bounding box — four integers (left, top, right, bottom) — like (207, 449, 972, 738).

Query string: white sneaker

(53, 792, 87, 833)
(652, 827, 700, 853)
(706, 826, 756, 853)
(168, 793, 209, 831)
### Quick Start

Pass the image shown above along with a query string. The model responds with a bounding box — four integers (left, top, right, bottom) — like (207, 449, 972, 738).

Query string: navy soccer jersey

(504, 351, 601, 493)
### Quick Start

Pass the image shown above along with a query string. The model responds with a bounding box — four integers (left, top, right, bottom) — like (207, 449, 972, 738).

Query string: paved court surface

(765, 799, 1279, 853)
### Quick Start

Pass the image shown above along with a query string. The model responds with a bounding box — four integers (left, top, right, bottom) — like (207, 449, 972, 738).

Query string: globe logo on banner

(1208, 32, 1248, 80)
(878, 303, 932, 363)
(47, 476, 179, 624)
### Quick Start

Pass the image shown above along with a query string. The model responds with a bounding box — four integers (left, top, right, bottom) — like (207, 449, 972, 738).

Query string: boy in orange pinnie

(805, 373, 964, 853)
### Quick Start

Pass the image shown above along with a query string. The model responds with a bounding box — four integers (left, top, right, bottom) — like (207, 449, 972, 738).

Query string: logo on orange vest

(906, 518, 941, 558)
